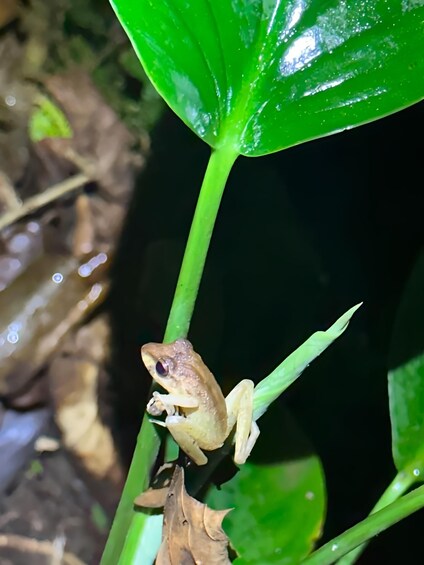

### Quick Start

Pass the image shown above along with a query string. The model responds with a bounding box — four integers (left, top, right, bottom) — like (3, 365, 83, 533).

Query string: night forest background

(0, 0, 423, 563)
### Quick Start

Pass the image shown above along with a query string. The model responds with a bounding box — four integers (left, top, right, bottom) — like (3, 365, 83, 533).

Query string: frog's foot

(225, 379, 260, 465)
(147, 395, 165, 416)
(234, 420, 260, 465)
(147, 392, 178, 417)
(166, 415, 208, 466)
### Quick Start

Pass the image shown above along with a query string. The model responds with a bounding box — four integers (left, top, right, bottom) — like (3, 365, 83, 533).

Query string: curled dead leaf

(134, 462, 176, 509)
(157, 466, 232, 565)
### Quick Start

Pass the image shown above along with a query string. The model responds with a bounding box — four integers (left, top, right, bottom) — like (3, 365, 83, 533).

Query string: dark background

(111, 98, 424, 563)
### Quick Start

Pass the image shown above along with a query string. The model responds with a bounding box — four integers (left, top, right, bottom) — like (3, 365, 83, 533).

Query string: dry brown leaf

(157, 466, 232, 565)
(44, 71, 141, 203)
(134, 462, 176, 509)
(0, 36, 32, 185)
(48, 316, 122, 485)
(0, 0, 19, 29)
(135, 486, 169, 510)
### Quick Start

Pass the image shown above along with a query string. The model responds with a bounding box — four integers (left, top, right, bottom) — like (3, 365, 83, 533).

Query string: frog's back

(178, 347, 228, 448)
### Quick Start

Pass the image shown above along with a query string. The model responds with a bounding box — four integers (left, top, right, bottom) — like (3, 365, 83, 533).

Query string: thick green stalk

(100, 146, 238, 565)
(163, 146, 238, 340)
(302, 483, 424, 565)
(336, 466, 418, 565)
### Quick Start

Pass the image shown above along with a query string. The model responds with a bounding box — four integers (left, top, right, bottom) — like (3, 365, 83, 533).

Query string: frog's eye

(155, 359, 169, 377)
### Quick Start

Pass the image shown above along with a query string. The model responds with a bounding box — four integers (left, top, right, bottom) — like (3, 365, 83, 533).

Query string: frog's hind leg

(166, 415, 208, 466)
(225, 380, 260, 465)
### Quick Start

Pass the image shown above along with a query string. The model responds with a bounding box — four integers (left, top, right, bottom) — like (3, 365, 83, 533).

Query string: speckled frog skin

(141, 338, 260, 466)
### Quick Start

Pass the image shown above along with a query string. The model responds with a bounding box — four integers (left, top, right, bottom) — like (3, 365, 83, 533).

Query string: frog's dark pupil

(156, 360, 168, 376)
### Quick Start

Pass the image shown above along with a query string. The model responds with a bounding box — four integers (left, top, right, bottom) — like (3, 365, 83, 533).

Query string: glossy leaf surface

(206, 412, 325, 564)
(110, 0, 424, 156)
(389, 252, 424, 472)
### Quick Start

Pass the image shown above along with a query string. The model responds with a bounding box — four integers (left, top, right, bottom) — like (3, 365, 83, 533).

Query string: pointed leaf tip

(253, 303, 362, 420)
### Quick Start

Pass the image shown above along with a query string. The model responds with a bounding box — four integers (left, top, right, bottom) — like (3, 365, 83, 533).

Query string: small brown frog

(142, 339, 259, 466)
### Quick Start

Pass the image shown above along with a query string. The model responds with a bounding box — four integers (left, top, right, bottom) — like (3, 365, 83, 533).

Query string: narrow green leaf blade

(253, 303, 362, 420)
(110, 0, 424, 156)
(303, 484, 424, 565)
(206, 412, 326, 564)
(389, 252, 424, 472)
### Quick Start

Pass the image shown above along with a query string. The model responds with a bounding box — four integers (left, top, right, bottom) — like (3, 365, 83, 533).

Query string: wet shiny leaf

(110, 0, 424, 156)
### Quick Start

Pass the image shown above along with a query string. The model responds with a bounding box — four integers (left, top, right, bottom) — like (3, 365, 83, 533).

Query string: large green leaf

(389, 252, 424, 472)
(206, 411, 325, 564)
(110, 0, 424, 156)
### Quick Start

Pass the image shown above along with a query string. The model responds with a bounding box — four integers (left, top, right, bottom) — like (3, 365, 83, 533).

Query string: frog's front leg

(147, 391, 199, 417)
(225, 380, 260, 465)
(166, 415, 208, 466)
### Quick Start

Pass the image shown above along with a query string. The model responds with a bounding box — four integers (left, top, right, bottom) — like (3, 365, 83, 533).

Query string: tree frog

(141, 339, 260, 466)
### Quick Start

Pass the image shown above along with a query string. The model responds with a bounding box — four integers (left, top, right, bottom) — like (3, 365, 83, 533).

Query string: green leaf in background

(206, 411, 325, 564)
(389, 252, 424, 473)
(29, 95, 72, 142)
(389, 354, 424, 473)
(110, 0, 424, 156)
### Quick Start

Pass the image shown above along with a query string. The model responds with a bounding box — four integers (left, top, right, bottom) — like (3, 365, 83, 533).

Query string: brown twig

(0, 533, 87, 565)
(0, 172, 89, 232)
(0, 171, 21, 210)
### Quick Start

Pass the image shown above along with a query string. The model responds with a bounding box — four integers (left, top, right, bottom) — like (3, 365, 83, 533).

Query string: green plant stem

(336, 468, 417, 565)
(302, 483, 424, 565)
(163, 146, 238, 340)
(100, 146, 238, 565)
